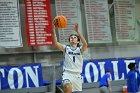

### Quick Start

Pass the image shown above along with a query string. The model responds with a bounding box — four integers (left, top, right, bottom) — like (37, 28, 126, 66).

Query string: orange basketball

(53, 15, 67, 29)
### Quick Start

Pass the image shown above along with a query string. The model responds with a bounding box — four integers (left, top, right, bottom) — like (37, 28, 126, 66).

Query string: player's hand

(74, 23, 78, 32)
(53, 18, 57, 29)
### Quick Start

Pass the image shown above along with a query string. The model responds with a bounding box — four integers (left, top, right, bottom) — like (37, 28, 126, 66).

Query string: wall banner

(82, 58, 140, 83)
(84, 0, 112, 43)
(114, 0, 136, 41)
(0, 63, 43, 90)
(0, 0, 22, 48)
(24, 0, 53, 46)
(55, 0, 83, 44)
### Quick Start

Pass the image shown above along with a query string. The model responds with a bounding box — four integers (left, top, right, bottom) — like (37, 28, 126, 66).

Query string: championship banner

(0, 63, 43, 90)
(84, 0, 112, 43)
(82, 58, 140, 83)
(0, 0, 22, 48)
(24, 0, 53, 46)
(55, 0, 83, 44)
(114, 0, 136, 42)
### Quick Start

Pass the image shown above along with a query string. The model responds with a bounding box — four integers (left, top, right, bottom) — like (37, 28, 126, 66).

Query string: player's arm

(74, 23, 87, 52)
(53, 25, 64, 51)
(107, 77, 112, 93)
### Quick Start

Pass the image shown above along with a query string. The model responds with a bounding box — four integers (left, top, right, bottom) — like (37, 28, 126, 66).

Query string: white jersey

(63, 45, 83, 73)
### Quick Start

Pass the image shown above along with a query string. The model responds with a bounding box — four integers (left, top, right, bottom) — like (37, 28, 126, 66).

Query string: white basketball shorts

(62, 71, 82, 92)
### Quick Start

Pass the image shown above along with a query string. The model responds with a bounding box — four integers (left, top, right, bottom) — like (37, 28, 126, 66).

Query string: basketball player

(53, 23, 87, 93)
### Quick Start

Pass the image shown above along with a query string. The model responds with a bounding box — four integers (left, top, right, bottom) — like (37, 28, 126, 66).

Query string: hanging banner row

(0, 0, 137, 47)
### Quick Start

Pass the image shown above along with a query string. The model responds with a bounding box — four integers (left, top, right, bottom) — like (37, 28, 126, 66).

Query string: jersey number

(73, 56, 75, 62)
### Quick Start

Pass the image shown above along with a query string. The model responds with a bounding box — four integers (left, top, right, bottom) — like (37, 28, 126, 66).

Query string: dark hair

(68, 34, 80, 42)
(68, 34, 80, 47)
(128, 63, 136, 70)
(105, 70, 110, 73)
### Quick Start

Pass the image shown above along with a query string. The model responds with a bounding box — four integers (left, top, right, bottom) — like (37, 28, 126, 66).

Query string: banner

(55, 0, 83, 44)
(24, 0, 53, 46)
(0, 0, 22, 48)
(114, 0, 136, 41)
(0, 63, 43, 90)
(82, 58, 140, 83)
(84, 0, 112, 43)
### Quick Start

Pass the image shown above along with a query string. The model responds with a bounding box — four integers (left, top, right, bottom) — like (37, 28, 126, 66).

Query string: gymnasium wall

(0, 0, 140, 66)
(0, 1, 140, 91)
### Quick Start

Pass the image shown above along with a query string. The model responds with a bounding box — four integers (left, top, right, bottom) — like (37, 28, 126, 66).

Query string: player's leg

(62, 71, 73, 93)
(63, 79, 72, 93)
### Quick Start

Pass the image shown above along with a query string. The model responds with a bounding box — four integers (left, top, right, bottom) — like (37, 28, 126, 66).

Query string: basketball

(53, 15, 67, 29)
